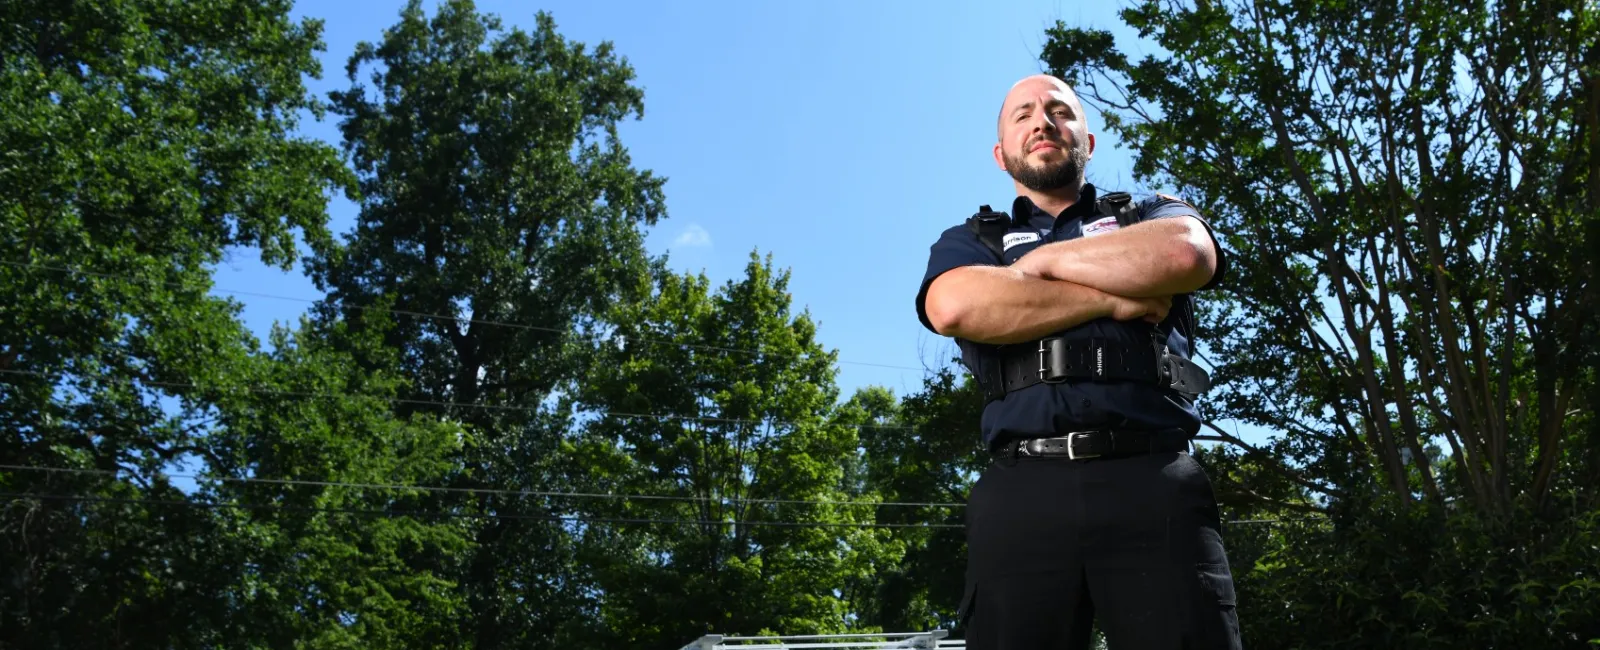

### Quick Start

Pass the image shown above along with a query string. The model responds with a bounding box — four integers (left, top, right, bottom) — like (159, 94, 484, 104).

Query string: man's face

(994, 76, 1095, 192)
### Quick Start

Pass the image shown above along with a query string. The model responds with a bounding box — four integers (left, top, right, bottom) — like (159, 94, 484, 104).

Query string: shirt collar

(1010, 182, 1099, 226)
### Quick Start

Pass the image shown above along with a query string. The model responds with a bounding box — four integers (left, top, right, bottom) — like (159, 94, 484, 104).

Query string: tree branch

(1327, 236, 1410, 498)
(1369, 236, 1442, 504)
(1213, 474, 1330, 515)
(1200, 421, 1347, 498)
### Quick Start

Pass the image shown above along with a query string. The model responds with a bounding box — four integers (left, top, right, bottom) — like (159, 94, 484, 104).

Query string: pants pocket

(1196, 563, 1243, 649)
(1198, 562, 1237, 607)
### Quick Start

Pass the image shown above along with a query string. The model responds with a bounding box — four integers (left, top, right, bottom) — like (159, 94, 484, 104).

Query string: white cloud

(672, 224, 712, 249)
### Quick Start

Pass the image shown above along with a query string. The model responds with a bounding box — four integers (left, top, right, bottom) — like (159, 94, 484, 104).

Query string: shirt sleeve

(1139, 194, 1229, 292)
(915, 225, 1000, 334)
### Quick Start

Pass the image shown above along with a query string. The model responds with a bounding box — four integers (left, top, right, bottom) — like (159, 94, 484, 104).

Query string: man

(915, 74, 1241, 649)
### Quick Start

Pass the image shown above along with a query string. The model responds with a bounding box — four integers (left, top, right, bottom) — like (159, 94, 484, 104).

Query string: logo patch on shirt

(1003, 232, 1041, 250)
(1081, 216, 1121, 238)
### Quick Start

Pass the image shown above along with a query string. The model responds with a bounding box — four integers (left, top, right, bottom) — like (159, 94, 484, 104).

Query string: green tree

(0, 0, 347, 645)
(201, 314, 472, 649)
(1040, 0, 1600, 645)
(571, 253, 898, 647)
(0, 1, 473, 647)
(1043, 0, 1597, 515)
(309, 1, 666, 646)
(846, 368, 984, 634)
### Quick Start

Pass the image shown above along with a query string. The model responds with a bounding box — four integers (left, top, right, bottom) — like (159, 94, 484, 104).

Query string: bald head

(997, 74, 1087, 138)
(992, 74, 1095, 194)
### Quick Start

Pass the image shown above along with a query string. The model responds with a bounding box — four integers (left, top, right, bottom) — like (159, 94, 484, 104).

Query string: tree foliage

(202, 316, 472, 649)
(6, 0, 1598, 647)
(570, 252, 898, 645)
(306, 1, 666, 645)
(1, 0, 470, 647)
(847, 368, 985, 634)
(1041, 0, 1600, 645)
(1043, 0, 1598, 515)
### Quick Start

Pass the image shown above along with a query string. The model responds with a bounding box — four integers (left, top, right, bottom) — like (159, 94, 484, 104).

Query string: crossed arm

(922, 216, 1219, 345)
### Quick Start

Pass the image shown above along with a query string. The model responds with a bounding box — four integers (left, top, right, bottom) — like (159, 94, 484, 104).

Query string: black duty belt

(993, 429, 1190, 461)
(978, 336, 1211, 402)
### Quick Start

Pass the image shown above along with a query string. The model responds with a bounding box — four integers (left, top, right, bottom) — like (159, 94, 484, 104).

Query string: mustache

(1027, 136, 1069, 150)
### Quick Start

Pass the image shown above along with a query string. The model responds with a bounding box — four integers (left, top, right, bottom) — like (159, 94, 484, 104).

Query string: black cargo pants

(956, 447, 1242, 649)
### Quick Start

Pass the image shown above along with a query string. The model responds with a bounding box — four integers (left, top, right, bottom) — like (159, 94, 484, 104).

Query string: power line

(0, 464, 967, 509)
(1, 260, 924, 372)
(0, 492, 1306, 527)
(0, 368, 915, 431)
(0, 493, 962, 529)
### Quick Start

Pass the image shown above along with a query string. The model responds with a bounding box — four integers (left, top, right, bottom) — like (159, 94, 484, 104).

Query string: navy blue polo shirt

(915, 183, 1228, 448)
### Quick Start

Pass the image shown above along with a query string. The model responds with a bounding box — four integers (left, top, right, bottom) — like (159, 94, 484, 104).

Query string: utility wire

(0, 492, 1308, 527)
(0, 464, 1324, 525)
(0, 492, 962, 529)
(0, 464, 967, 509)
(2, 265, 1325, 530)
(1, 260, 924, 372)
(0, 368, 915, 432)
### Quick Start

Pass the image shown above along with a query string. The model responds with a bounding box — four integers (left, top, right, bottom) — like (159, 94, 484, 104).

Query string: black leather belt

(993, 429, 1190, 461)
(979, 336, 1211, 403)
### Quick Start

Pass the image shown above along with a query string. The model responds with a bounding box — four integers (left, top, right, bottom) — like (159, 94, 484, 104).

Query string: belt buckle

(1066, 431, 1099, 460)
(1037, 338, 1066, 384)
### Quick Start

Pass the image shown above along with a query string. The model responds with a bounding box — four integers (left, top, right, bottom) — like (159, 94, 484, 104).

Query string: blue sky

(213, 0, 1267, 443)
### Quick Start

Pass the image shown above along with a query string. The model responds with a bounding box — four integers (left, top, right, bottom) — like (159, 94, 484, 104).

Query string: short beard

(1005, 140, 1088, 192)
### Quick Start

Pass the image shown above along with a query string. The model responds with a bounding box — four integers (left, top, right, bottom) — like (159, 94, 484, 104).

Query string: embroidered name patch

(1081, 216, 1121, 237)
(1003, 232, 1041, 250)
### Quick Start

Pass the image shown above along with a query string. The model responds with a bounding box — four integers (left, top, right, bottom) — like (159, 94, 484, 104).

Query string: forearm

(1015, 218, 1217, 297)
(924, 266, 1110, 345)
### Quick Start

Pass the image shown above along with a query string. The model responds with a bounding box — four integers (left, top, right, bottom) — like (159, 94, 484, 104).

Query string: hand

(1106, 293, 1171, 324)
(1010, 250, 1049, 277)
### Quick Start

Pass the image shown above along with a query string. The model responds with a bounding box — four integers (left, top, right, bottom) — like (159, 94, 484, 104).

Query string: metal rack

(680, 631, 964, 650)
